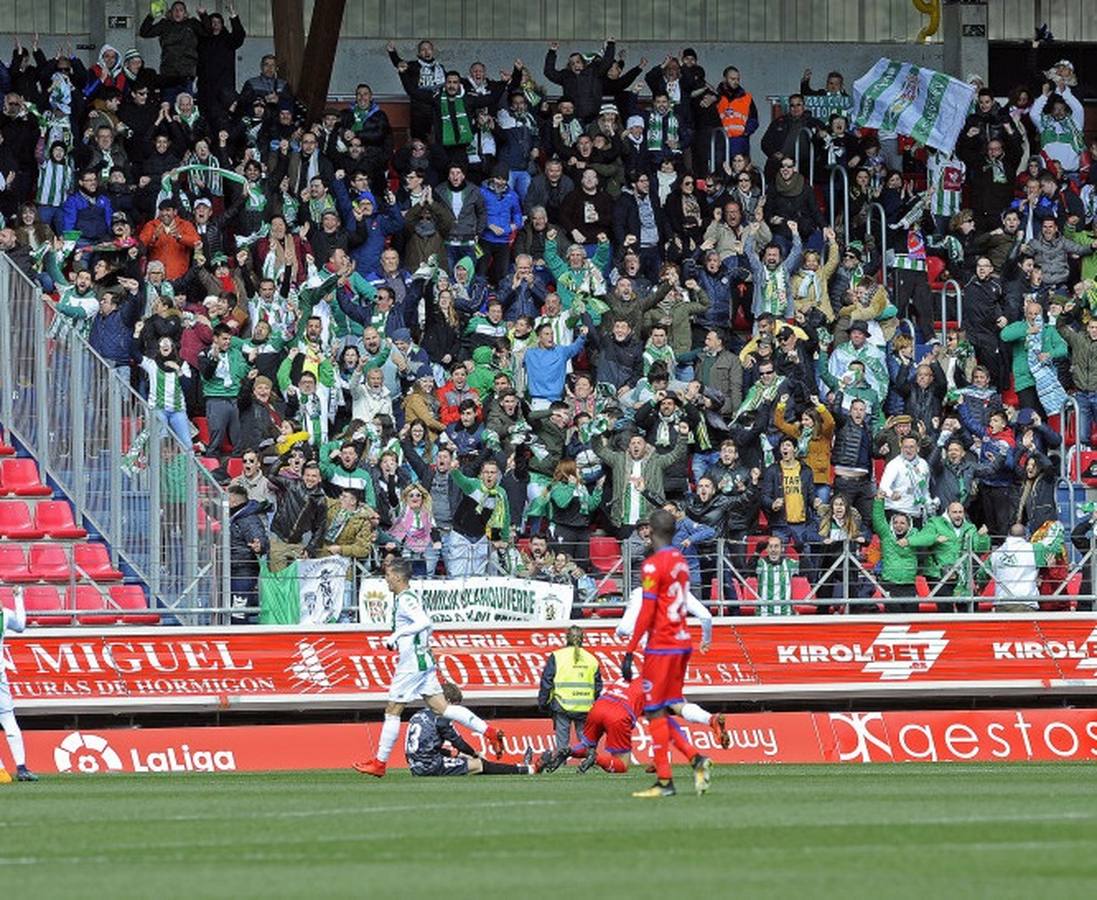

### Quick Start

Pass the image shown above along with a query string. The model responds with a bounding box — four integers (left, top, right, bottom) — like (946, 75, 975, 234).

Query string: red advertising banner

(3, 616, 1097, 712)
(11, 708, 1097, 774)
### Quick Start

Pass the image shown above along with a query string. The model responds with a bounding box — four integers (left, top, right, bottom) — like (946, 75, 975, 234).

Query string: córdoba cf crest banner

(852, 58, 975, 154)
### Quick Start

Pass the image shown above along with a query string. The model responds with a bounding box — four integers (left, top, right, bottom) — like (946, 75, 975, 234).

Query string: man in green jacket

(1054, 299, 1097, 446)
(999, 300, 1068, 413)
(871, 495, 920, 613)
(199, 324, 252, 457)
(594, 426, 688, 534)
(908, 501, 991, 612)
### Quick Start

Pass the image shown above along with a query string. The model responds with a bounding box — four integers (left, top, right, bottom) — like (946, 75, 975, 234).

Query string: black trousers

(834, 475, 875, 527)
(881, 579, 919, 613)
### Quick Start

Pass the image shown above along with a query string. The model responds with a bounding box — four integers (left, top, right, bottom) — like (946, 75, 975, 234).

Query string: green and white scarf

(762, 266, 788, 316)
(903, 456, 931, 518)
(796, 424, 814, 460)
(985, 155, 1006, 184)
(646, 111, 679, 151)
(439, 91, 473, 147)
(1026, 324, 1068, 414)
(1039, 113, 1085, 157)
(734, 377, 781, 422)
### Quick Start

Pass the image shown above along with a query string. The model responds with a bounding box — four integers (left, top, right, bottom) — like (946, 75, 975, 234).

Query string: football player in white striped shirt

(1, 587, 38, 783)
(354, 558, 506, 777)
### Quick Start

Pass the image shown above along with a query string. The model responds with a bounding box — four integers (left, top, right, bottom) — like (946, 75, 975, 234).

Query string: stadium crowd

(1, 2, 1096, 616)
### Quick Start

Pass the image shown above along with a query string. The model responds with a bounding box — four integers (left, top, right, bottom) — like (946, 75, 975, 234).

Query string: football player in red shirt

(623, 508, 712, 797)
(541, 677, 702, 775)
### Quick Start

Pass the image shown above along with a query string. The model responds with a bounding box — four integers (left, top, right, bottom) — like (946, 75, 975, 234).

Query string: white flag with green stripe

(852, 58, 975, 154)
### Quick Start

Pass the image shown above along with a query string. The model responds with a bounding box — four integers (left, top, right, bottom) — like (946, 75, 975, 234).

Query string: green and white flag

(852, 58, 975, 154)
(260, 557, 350, 625)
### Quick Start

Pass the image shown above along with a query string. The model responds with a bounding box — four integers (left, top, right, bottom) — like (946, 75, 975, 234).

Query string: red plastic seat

(111, 585, 158, 625)
(736, 577, 758, 615)
(0, 545, 34, 582)
(71, 585, 120, 625)
(1071, 449, 1097, 485)
(23, 584, 70, 625)
(744, 534, 769, 561)
(198, 506, 222, 535)
(33, 500, 88, 539)
(27, 543, 72, 581)
(72, 543, 123, 581)
(589, 535, 622, 573)
(225, 457, 244, 478)
(0, 459, 52, 497)
(193, 416, 211, 448)
(0, 442, 15, 456)
(198, 456, 220, 473)
(0, 500, 45, 539)
(926, 255, 947, 290)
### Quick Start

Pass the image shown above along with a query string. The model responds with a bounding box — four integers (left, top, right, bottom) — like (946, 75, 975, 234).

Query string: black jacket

(229, 499, 269, 577)
(237, 379, 286, 453)
(543, 43, 617, 122)
(196, 14, 246, 113)
(268, 462, 327, 548)
(586, 328, 643, 389)
(613, 188, 668, 248)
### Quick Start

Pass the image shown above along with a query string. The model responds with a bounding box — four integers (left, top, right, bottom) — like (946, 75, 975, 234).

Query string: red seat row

(0, 499, 88, 539)
(0, 458, 51, 497)
(0, 584, 156, 625)
(0, 542, 123, 583)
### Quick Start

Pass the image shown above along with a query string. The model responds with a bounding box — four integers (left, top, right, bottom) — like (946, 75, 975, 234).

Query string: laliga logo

(54, 731, 124, 774)
(829, 712, 895, 763)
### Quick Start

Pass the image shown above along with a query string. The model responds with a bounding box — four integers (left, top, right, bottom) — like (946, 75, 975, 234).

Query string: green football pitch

(2, 765, 1094, 899)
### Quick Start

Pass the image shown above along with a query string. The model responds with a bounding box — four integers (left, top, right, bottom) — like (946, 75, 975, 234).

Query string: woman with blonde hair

(388, 483, 438, 575)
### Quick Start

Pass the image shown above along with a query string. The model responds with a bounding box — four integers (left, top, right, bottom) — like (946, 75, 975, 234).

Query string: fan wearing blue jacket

(479, 168, 524, 286)
(332, 170, 403, 277)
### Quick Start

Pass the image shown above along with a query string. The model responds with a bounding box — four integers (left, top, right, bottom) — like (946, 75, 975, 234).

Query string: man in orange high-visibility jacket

(714, 66, 758, 162)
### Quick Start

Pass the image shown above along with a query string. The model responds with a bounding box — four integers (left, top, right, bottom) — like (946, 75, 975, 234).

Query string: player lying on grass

(1, 586, 38, 784)
(354, 558, 505, 777)
(540, 676, 714, 776)
(407, 682, 543, 776)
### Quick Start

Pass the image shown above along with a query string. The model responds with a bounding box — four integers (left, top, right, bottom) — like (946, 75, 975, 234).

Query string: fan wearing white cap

(1031, 58, 1085, 174)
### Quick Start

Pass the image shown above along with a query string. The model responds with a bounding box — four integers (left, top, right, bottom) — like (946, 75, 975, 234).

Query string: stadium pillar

(941, 0, 988, 81)
(271, 0, 306, 90)
(297, 0, 348, 123)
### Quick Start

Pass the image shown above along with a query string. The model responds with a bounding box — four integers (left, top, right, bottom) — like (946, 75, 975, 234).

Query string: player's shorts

(580, 697, 634, 755)
(409, 754, 470, 777)
(0, 676, 12, 716)
(640, 649, 690, 714)
(388, 666, 443, 704)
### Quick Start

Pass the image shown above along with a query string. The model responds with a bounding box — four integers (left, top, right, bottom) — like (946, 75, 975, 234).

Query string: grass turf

(1, 764, 1095, 899)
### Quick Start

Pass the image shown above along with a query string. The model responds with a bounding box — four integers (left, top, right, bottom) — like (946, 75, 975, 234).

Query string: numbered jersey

(638, 546, 693, 651)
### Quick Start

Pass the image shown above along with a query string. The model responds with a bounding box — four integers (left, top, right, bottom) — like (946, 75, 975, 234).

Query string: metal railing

(0, 254, 230, 621)
(828, 165, 850, 247)
(569, 535, 1097, 616)
(938, 278, 962, 344)
(792, 132, 816, 186)
(864, 201, 888, 283)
